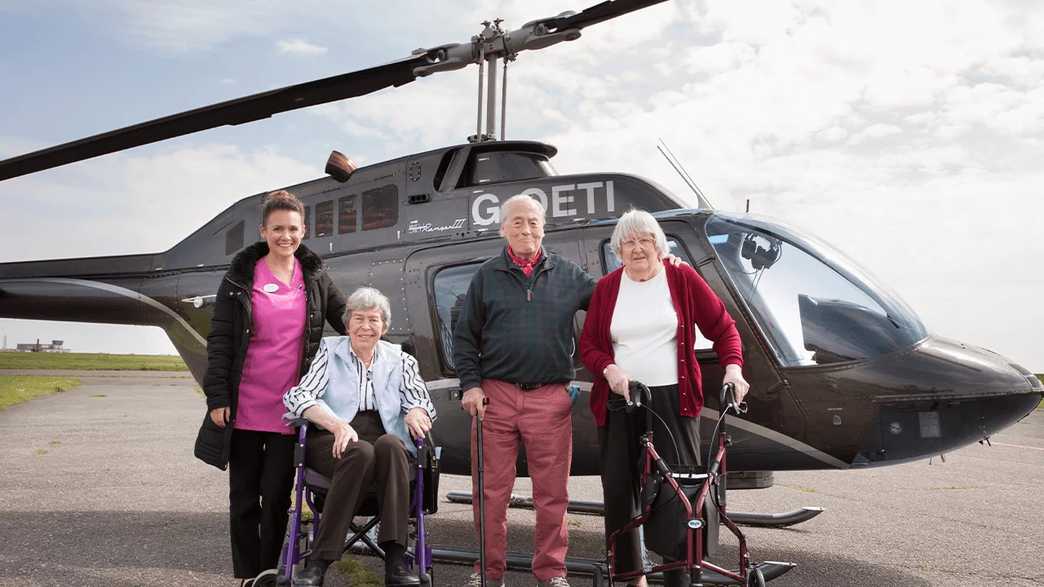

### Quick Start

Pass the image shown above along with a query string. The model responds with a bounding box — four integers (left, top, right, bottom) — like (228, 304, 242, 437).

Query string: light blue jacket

(284, 336, 436, 456)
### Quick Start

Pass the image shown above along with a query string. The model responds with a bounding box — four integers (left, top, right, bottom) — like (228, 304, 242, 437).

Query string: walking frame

(606, 382, 767, 586)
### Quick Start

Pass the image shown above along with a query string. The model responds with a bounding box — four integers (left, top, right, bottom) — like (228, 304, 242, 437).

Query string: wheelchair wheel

(746, 566, 766, 587)
(252, 569, 279, 587)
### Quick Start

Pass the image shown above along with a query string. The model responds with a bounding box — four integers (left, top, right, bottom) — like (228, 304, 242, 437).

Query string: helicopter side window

(599, 237, 716, 352)
(459, 151, 555, 187)
(706, 216, 926, 366)
(601, 237, 688, 274)
(362, 184, 398, 230)
(225, 220, 244, 256)
(432, 263, 482, 372)
(338, 195, 358, 234)
(314, 200, 334, 237)
(303, 206, 311, 235)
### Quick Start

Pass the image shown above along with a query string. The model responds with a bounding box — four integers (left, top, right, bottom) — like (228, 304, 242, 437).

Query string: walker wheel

(420, 565, 435, 586)
(746, 566, 766, 587)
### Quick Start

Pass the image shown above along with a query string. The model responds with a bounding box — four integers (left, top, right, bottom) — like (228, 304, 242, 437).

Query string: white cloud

(100, 0, 312, 52)
(0, 142, 317, 261)
(276, 38, 328, 56)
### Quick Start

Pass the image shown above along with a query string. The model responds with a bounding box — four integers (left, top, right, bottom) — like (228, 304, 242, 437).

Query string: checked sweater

(453, 247, 597, 392)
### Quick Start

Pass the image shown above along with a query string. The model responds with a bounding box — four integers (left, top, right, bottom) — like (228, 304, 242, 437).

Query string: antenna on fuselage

(656, 138, 713, 210)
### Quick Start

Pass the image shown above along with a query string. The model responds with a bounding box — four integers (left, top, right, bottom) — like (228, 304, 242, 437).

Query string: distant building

(15, 339, 67, 353)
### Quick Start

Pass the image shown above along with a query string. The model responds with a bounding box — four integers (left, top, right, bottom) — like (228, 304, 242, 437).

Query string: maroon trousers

(471, 379, 573, 582)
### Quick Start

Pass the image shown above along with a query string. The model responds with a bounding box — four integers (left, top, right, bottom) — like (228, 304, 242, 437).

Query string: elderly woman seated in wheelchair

(283, 286, 437, 587)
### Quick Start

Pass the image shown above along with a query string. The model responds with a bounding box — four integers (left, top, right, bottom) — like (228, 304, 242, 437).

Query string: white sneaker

(467, 572, 505, 587)
(538, 577, 570, 587)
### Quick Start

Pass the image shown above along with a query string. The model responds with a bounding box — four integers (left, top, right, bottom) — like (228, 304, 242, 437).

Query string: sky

(0, 0, 1041, 370)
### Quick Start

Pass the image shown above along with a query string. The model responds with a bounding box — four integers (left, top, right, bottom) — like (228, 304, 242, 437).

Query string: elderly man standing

(454, 194, 596, 587)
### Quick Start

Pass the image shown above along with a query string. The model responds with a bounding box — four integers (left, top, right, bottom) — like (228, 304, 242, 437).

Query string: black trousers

(599, 384, 701, 587)
(305, 411, 412, 562)
(228, 428, 295, 579)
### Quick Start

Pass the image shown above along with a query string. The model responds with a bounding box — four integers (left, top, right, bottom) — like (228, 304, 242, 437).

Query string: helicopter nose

(851, 336, 1041, 466)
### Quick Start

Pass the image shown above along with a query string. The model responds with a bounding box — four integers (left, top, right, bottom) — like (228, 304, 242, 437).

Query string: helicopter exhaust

(325, 150, 358, 183)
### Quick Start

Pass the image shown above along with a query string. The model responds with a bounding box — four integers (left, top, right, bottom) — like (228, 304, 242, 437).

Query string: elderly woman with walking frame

(580, 209, 749, 587)
(283, 287, 437, 587)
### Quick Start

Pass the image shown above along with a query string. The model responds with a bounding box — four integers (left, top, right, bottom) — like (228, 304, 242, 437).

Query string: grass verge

(0, 376, 81, 410)
(0, 352, 187, 371)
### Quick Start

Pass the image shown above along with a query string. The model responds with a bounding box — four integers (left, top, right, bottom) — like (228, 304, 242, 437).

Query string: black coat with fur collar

(194, 241, 347, 469)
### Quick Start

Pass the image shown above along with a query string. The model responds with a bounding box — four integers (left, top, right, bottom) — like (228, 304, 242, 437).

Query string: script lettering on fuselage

(470, 180, 616, 226)
(407, 218, 466, 234)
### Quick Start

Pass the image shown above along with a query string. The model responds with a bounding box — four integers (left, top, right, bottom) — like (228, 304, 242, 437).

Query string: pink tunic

(235, 257, 306, 435)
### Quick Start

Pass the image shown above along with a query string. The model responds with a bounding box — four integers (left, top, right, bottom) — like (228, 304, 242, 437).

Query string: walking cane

(474, 398, 490, 587)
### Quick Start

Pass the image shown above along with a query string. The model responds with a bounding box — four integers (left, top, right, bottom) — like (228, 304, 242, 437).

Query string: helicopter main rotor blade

(549, 0, 669, 31)
(0, 54, 436, 181)
(0, 0, 671, 182)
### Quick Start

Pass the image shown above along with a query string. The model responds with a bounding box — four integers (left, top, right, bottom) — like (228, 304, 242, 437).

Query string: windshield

(706, 214, 926, 366)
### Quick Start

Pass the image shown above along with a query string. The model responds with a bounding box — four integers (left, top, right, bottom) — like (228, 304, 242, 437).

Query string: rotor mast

(412, 12, 587, 143)
(472, 19, 512, 142)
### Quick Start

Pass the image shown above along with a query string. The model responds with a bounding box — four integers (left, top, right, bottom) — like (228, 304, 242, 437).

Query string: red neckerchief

(507, 246, 543, 278)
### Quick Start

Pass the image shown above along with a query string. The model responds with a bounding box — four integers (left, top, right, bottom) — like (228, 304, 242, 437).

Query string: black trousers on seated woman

(305, 411, 411, 562)
(599, 383, 701, 587)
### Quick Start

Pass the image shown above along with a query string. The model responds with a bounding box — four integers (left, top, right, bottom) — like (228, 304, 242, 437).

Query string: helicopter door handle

(180, 295, 217, 309)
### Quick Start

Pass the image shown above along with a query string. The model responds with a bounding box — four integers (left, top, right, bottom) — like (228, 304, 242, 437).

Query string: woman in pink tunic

(195, 191, 347, 585)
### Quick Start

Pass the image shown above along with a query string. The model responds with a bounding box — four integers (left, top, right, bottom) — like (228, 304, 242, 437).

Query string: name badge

(263, 283, 279, 293)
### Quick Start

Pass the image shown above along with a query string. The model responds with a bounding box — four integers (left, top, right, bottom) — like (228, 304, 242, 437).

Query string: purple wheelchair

(254, 421, 439, 586)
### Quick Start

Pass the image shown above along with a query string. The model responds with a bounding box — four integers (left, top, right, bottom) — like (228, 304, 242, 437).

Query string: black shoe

(293, 561, 327, 586)
(385, 560, 421, 586)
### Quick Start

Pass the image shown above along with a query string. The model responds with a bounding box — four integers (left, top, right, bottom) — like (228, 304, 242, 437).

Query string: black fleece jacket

(452, 248, 596, 391)
(194, 241, 346, 469)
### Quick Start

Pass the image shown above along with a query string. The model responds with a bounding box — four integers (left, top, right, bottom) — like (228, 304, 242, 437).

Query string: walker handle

(721, 382, 748, 414)
(626, 381, 652, 413)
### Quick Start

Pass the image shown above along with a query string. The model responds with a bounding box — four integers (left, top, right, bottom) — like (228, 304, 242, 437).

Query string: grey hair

(499, 194, 546, 225)
(610, 209, 669, 259)
(346, 287, 392, 329)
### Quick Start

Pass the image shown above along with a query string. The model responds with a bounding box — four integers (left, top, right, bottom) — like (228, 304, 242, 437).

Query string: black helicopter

(1, 0, 1040, 496)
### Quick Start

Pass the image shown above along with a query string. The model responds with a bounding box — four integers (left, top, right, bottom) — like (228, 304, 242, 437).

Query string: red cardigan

(579, 260, 744, 428)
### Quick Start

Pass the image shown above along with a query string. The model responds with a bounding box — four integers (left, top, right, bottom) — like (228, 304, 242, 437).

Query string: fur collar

(227, 241, 323, 287)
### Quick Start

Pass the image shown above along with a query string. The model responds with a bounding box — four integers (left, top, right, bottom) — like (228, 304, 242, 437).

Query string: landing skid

(431, 546, 795, 585)
(445, 491, 824, 528)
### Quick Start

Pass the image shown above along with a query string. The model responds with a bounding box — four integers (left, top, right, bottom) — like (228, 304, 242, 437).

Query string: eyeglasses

(620, 236, 656, 250)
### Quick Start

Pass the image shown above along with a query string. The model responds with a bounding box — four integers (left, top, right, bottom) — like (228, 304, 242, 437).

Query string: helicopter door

(402, 232, 586, 385)
(402, 233, 587, 476)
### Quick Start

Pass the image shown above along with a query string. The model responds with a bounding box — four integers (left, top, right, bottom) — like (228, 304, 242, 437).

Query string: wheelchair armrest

(283, 412, 310, 428)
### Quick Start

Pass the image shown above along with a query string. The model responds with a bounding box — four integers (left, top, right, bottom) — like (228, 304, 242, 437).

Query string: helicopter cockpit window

(459, 152, 555, 187)
(432, 263, 482, 372)
(706, 215, 927, 366)
(362, 185, 398, 230)
(314, 201, 334, 237)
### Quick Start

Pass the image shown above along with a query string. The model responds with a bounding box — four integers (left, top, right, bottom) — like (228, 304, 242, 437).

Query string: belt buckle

(517, 382, 541, 391)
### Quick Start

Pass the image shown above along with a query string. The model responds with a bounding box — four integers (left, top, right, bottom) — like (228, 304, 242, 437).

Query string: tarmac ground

(0, 371, 1040, 586)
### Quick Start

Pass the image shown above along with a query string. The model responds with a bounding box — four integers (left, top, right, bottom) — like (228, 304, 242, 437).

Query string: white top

(610, 268, 679, 387)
